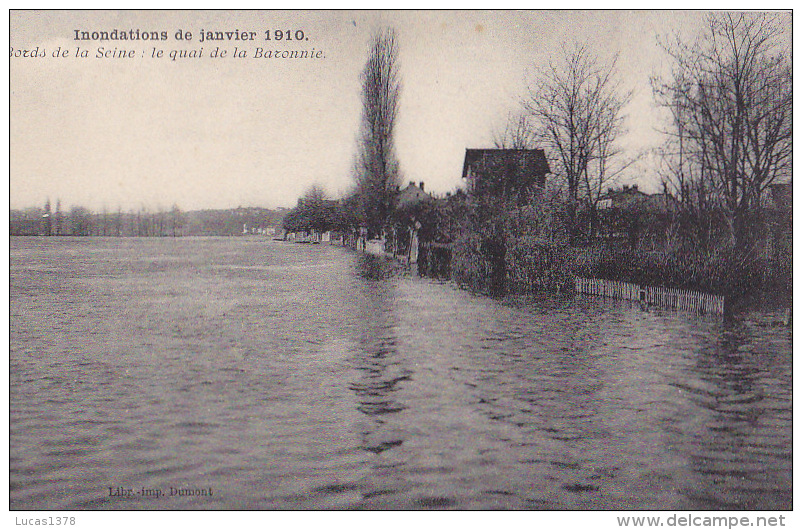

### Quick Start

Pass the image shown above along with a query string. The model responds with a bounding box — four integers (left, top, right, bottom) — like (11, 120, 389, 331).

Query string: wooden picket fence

(574, 277, 725, 315)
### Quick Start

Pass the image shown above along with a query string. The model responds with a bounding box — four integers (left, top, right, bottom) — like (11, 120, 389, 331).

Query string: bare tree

(169, 204, 183, 237)
(54, 199, 63, 236)
(355, 28, 402, 236)
(136, 208, 145, 236)
(492, 112, 537, 149)
(42, 198, 52, 236)
(653, 12, 792, 254)
(654, 89, 724, 251)
(115, 207, 123, 237)
(100, 206, 109, 236)
(156, 206, 166, 237)
(524, 44, 632, 240)
(69, 206, 93, 236)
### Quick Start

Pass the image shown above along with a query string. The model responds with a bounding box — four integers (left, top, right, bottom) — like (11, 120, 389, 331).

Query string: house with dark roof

(385, 181, 435, 261)
(597, 184, 647, 210)
(395, 181, 433, 210)
(461, 148, 550, 203)
(597, 185, 674, 213)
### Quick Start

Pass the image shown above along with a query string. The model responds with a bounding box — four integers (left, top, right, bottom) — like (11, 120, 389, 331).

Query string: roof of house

(603, 184, 646, 204)
(461, 149, 551, 180)
(599, 186, 676, 212)
(396, 182, 433, 209)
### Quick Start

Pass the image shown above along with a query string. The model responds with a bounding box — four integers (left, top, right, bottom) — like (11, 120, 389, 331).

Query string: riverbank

(421, 237, 791, 316)
(283, 233, 790, 317)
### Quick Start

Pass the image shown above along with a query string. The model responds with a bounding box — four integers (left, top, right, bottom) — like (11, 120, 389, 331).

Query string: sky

(9, 10, 732, 211)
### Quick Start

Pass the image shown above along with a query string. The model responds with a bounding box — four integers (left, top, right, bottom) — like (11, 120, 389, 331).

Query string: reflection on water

(677, 320, 792, 510)
(350, 260, 409, 450)
(9, 237, 792, 510)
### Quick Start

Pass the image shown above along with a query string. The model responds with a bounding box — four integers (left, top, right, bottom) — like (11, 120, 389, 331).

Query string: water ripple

(9, 237, 792, 510)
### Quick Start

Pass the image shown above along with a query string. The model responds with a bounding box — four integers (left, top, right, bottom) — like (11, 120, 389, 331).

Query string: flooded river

(9, 237, 792, 510)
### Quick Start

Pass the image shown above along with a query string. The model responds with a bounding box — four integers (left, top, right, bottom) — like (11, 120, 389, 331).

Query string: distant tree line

(10, 201, 287, 237)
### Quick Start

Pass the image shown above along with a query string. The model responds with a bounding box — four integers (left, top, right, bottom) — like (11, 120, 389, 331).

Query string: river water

(9, 237, 792, 510)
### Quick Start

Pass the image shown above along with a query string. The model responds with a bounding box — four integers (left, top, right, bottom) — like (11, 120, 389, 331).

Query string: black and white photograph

(8, 8, 793, 524)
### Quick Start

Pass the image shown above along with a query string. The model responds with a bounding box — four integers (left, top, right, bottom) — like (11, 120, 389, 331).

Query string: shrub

(505, 236, 574, 293)
(575, 247, 771, 296)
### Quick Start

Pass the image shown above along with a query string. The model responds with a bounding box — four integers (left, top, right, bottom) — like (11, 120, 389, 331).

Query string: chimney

(632, 184, 638, 191)
(419, 181, 425, 191)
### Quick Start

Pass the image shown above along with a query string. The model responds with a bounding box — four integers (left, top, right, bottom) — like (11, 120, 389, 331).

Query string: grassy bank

(445, 235, 789, 305)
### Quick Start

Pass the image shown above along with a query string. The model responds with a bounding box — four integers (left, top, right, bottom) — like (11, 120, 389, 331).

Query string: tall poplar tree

(354, 28, 402, 236)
